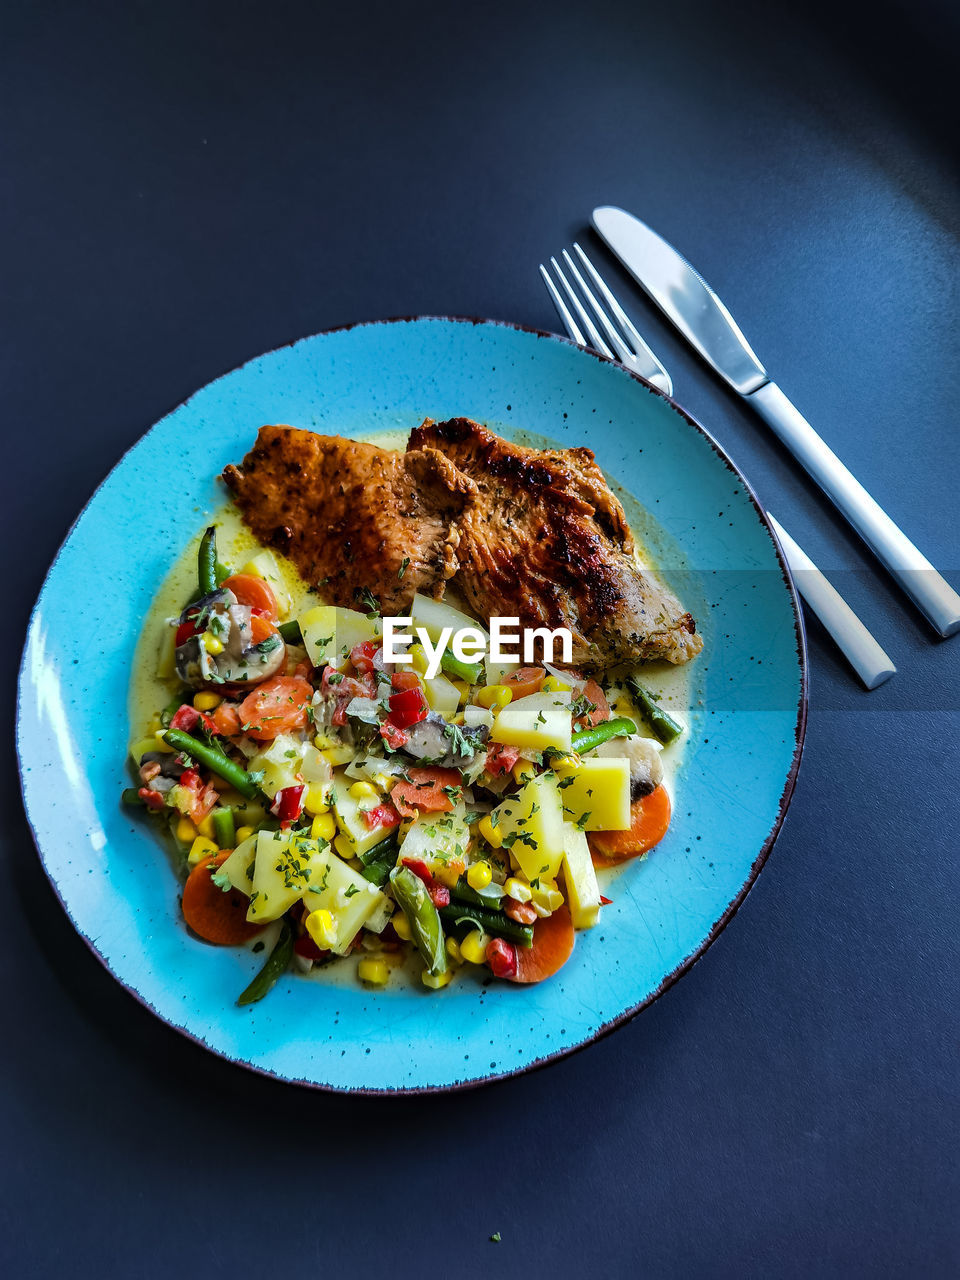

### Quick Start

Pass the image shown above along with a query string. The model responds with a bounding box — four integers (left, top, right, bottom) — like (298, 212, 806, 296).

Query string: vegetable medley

(125, 526, 683, 1004)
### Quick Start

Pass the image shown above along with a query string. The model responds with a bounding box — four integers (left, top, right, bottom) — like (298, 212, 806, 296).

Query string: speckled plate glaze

(17, 317, 805, 1092)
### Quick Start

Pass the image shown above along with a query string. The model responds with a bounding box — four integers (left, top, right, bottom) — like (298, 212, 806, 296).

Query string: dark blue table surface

(3, 2, 958, 1275)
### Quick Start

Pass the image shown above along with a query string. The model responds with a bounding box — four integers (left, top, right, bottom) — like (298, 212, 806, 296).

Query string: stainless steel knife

(593, 204, 960, 638)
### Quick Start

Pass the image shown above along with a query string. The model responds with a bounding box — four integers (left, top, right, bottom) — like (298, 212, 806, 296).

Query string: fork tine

(572, 243, 670, 380)
(549, 257, 615, 360)
(539, 264, 586, 347)
(560, 249, 634, 367)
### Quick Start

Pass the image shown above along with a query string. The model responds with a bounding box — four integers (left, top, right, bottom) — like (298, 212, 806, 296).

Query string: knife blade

(593, 205, 960, 638)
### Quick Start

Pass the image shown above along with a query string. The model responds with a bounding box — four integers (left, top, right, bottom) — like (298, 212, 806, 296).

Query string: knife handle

(748, 381, 960, 637)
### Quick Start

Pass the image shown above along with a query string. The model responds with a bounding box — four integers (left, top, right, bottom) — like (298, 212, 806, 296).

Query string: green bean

(389, 866, 447, 975)
(237, 921, 293, 1006)
(278, 619, 303, 644)
(198, 526, 219, 595)
(357, 835, 399, 888)
(439, 899, 534, 948)
(440, 648, 483, 685)
(626, 676, 683, 744)
(121, 787, 144, 806)
(162, 728, 261, 800)
(212, 806, 236, 848)
(570, 716, 637, 755)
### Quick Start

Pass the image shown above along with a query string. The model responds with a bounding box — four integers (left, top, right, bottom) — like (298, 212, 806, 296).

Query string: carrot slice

(390, 767, 463, 818)
(511, 902, 574, 984)
(576, 678, 610, 728)
(210, 701, 242, 737)
(588, 786, 672, 866)
(181, 851, 265, 945)
(220, 574, 280, 622)
(503, 667, 546, 699)
(237, 675, 313, 741)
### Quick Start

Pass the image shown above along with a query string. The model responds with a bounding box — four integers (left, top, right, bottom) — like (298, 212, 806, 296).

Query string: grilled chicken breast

(407, 418, 703, 669)
(223, 426, 476, 614)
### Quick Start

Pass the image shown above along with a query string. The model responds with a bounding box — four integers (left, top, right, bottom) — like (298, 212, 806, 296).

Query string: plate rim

(16, 314, 808, 1094)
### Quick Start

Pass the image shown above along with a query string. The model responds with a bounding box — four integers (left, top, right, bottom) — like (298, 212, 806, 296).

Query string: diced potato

(556, 757, 631, 831)
(424, 672, 460, 719)
(333, 607, 381, 665)
(218, 832, 259, 895)
(243, 550, 292, 617)
(247, 830, 333, 923)
(490, 689, 572, 753)
(248, 734, 304, 799)
(411, 592, 487, 644)
(301, 855, 389, 955)
(298, 605, 338, 670)
(561, 827, 601, 929)
(490, 772, 565, 881)
(331, 772, 393, 857)
(398, 810, 470, 884)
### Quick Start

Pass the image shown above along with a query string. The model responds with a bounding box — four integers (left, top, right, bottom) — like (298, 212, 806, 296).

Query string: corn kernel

(504, 876, 532, 903)
(187, 835, 218, 866)
(235, 825, 254, 843)
(305, 908, 338, 949)
(476, 684, 513, 712)
(410, 643, 429, 675)
(176, 817, 198, 844)
(445, 936, 462, 963)
(460, 929, 490, 965)
(478, 814, 503, 849)
(512, 760, 537, 785)
(467, 860, 493, 891)
(192, 691, 222, 711)
(319, 745, 354, 766)
(373, 772, 395, 792)
(357, 956, 390, 986)
(349, 780, 378, 800)
(421, 968, 453, 989)
(202, 632, 224, 656)
(311, 812, 336, 842)
(196, 815, 216, 840)
(391, 911, 412, 940)
(303, 784, 330, 816)
(542, 675, 572, 693)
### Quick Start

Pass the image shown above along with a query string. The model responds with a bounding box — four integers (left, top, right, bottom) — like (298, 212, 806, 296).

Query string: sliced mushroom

(404, 712, 487, 768)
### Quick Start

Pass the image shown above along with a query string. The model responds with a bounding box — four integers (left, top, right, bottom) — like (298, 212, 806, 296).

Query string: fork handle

(747, 381, 960, 637)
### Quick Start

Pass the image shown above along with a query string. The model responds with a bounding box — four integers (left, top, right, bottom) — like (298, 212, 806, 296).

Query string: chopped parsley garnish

(397, 556, 410, 581)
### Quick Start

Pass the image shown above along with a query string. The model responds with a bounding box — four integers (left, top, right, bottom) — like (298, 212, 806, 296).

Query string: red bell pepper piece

(362, 802, 401, 831)
(485, 742, 520, 776)
(387, 686, 428, 729)
(486, 937, 519, 980)
(138, 786, 166, 811)
(401, 857, 451, 908)
(169, 704, 218, 735)
(294, 933, 329, 960)
(270, 784, 306, 825)
(349, 639, 380, 674)
(380, 720, 409, 750)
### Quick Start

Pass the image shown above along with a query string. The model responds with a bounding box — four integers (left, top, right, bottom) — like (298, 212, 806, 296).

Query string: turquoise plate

(16, 318, 806, 1093)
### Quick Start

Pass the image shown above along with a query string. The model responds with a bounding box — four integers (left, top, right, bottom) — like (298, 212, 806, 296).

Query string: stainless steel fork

(539, 243, 673, 396)
(537, 243, 896, 689)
